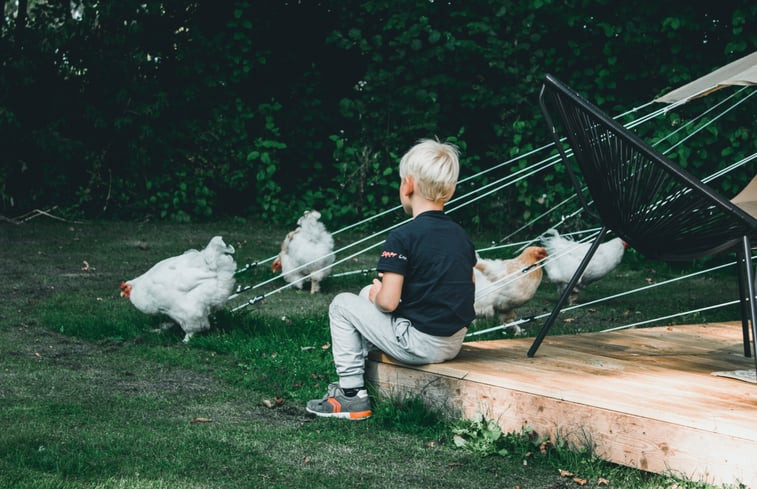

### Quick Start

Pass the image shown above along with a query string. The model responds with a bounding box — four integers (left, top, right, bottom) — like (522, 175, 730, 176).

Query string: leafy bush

(0, 1, 754, 228)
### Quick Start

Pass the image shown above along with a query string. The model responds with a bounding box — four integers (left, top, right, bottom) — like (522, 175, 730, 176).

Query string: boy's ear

(402, 176, 414, 196)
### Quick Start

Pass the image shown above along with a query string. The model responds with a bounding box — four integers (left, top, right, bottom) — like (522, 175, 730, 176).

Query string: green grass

(0, 218, 745, 488)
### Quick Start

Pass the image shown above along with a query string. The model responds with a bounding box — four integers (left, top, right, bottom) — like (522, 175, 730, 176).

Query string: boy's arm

(368, 272, 404, 313)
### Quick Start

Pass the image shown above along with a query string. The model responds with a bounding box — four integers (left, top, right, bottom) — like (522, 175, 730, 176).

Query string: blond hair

(399, 139, 460, 203)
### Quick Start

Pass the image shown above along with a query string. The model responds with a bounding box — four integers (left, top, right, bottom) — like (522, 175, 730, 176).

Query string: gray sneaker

(306, 382, 372, 420)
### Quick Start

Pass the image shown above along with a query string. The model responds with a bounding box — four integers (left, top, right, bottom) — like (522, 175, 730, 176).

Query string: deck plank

(366, 322, 757, 488)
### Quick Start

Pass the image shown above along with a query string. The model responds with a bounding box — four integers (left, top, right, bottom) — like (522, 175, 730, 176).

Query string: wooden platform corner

(366, 322, 757, 488)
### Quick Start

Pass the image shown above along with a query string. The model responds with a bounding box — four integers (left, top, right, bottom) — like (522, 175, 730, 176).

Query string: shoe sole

(305, 407, 372, 420)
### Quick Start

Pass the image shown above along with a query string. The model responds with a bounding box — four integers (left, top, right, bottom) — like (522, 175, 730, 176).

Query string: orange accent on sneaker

(326, 397, 342, 413)
(349, 410, 373, 420)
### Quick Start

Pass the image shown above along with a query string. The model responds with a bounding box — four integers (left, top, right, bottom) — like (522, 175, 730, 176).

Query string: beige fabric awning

(732, 174, 757, 219)
(655, 51, 757, 104)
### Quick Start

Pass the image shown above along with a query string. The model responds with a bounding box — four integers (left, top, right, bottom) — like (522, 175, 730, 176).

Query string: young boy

(306, 139, 476, 420)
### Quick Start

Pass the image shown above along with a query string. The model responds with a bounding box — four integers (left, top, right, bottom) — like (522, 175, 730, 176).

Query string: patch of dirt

(5, 324, 101, 361)
(2, 324, 216, 394)
(0, 324, 308, 427)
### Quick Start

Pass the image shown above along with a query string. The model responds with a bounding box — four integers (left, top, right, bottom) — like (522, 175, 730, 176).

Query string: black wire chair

(528, 74, 757, 376)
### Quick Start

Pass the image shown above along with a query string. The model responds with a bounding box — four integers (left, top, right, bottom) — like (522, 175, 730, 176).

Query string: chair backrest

(539, 74, 757, 262)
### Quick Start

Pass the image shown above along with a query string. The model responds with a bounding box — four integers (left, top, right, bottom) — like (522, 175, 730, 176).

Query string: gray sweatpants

(329, 286, 467, 390)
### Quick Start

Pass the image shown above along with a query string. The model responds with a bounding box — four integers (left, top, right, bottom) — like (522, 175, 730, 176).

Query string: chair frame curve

(528, 74, 757, 377)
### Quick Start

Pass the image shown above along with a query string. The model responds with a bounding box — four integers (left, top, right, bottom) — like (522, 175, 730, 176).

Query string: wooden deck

(366, 322, 757, 488)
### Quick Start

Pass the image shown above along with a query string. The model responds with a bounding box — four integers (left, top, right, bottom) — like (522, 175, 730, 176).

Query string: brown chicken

(474, 246, 548, 324)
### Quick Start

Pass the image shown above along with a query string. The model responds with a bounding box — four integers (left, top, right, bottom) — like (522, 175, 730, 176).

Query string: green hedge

(0, 1, 754, 229)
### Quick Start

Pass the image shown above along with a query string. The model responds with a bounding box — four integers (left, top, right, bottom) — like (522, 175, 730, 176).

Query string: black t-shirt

(377, 210, 476, 336)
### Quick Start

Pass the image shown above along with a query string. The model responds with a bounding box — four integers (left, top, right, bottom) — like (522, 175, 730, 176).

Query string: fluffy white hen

(272, 210, 334, 294)
(540, 228, 626, 304)
(474, 246, 548, 325)
(120, 236, 236, 342)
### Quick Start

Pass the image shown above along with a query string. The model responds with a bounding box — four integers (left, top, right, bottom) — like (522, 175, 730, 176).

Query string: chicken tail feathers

(201, 236, 236, 270)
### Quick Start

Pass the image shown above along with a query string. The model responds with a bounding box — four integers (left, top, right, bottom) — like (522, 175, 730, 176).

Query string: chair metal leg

(738, 235, 757, 373)
(528, 226, 609, 358)
(736, 244, 752, 357)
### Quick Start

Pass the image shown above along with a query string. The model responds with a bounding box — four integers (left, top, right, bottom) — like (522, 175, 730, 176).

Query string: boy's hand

(368, 278, 382, 303)
(369, 272, 403, 313)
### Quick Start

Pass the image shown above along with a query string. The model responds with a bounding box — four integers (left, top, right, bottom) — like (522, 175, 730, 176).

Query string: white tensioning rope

(662, 89, 755, 155)
(231, 150, 564, 305)
(231, 86, 754, 307)
(496, 194, 579, 244)
(234, 139, 752, 311)
(476, 227, 601, 254)
(232, 92, 671, 274)
(232, 142, 750, 311)
(467, 260, 740, 337)
(601, 300, 741, 333)
(230, 232, 395, 312)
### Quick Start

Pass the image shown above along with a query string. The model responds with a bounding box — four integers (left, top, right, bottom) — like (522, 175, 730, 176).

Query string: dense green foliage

(0, 1, 754, 227)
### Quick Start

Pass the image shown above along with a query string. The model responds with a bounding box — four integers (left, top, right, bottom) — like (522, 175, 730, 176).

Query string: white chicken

(272, 210, 334, 294)
(474, 246, 548, 325)
(120, 236, 236, 342)
(540, 228, 626, 304)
